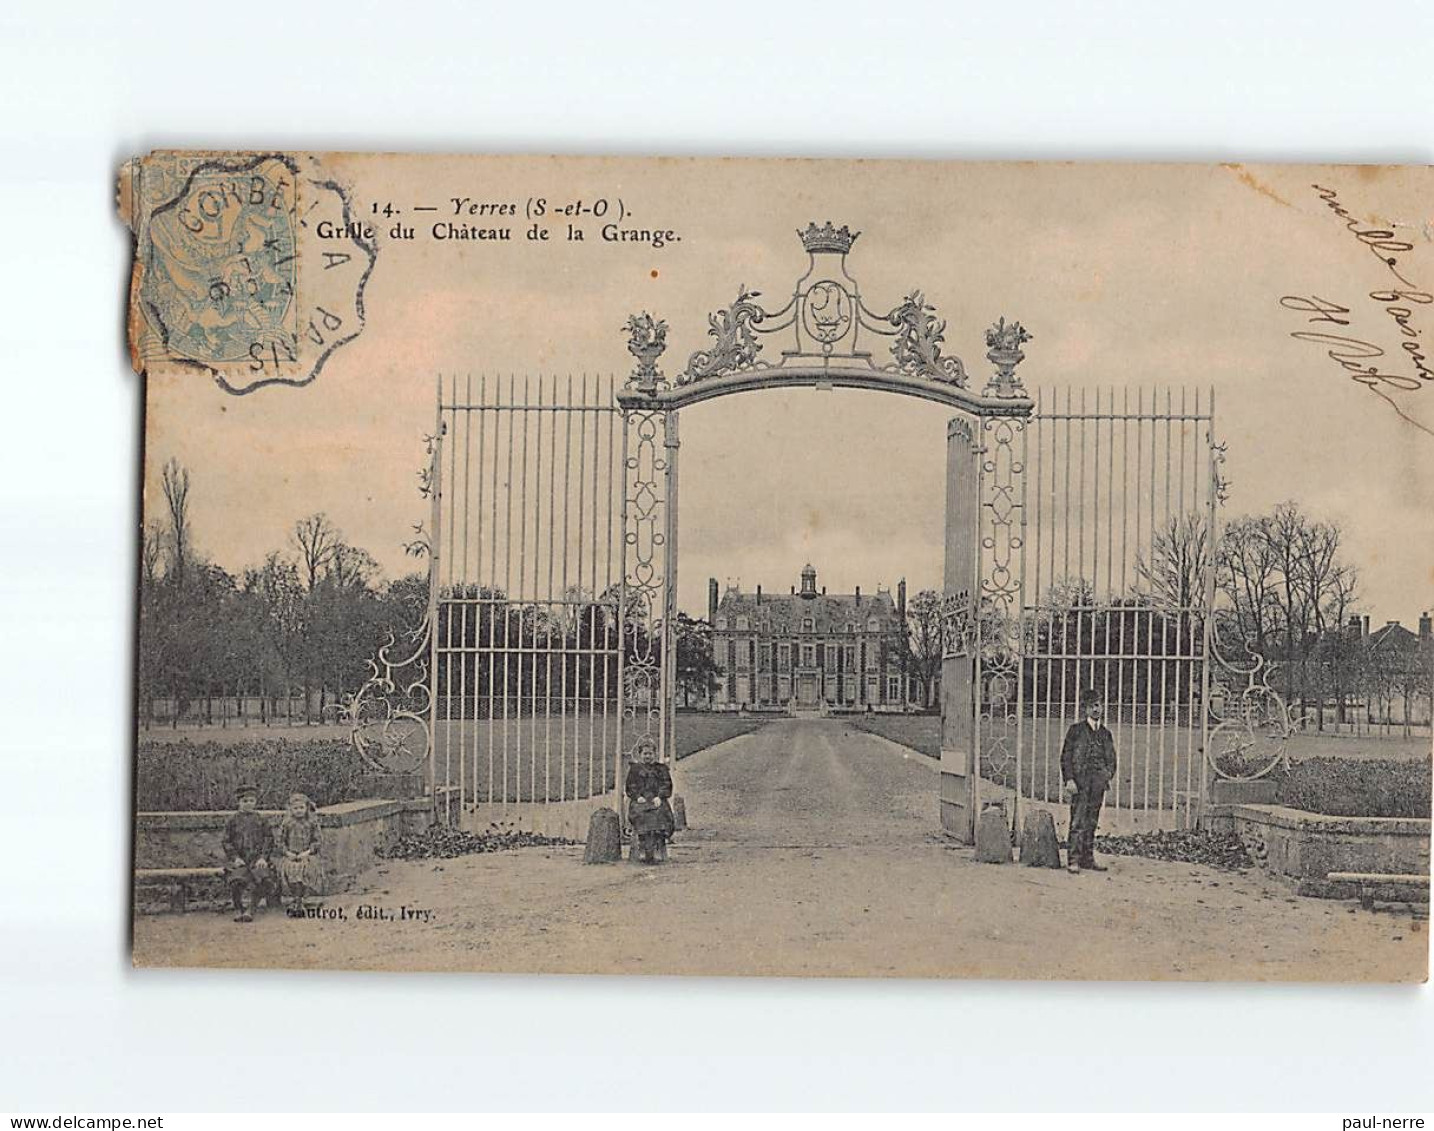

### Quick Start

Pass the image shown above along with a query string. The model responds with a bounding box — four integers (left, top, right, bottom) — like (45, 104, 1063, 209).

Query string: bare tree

(141, 520, 166, 585)
(1219, 502, 1363, 726)
(1136, 513, 1209, 611)
(161, 457, 191, 586)
(1266, 502, 1309, 707)
(327, 542, 380, 590)
(1216, 514, 1284, 654)
(292, 513, 338, 592)
(904, 590, 944, 709)
(1314, 556, 1360, 728)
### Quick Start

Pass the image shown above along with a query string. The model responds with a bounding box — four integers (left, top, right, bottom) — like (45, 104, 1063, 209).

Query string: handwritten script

(1282, 183, 1433, 438)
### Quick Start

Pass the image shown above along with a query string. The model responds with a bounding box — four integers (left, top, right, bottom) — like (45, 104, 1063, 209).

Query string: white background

(1, 0, 1431, 1113)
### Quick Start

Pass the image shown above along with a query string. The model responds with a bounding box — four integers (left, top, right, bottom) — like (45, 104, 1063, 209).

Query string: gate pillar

(939, 416, 980, 843)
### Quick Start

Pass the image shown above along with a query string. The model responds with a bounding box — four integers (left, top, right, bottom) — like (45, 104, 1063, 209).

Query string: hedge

(134, 738, 414, 812)
(1272, 757, 1432, 819)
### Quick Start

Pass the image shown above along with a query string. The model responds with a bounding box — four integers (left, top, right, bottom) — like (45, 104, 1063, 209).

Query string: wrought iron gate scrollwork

(346, 425, 441, 776)
(1205, 622, 1301, 782)
(345, 612, 434, 774)
(1203, 437, 1300, 783)
(620, 402, 669, 762)
(976, 411, 1028, 796)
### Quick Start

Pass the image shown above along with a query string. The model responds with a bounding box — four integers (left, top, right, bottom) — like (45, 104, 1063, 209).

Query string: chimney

(898, 578, 907, 619)
(822, 586, 826, 596)
(790, 585, 795, 595)
(856, 586, 862, 606)
(1348, 615, 1363, 638)
(1363, 615, 1370, 636)
(756, 584, 762, 606)
(708, 578, 719, 623)
(1420, 612, 1431, 640)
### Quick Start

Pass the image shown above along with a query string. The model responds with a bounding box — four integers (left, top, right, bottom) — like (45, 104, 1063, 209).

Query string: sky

(141, 157, 1434, 626)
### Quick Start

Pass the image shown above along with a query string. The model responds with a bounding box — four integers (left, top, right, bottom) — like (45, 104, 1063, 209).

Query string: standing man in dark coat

(1061, 690, 1117, 874)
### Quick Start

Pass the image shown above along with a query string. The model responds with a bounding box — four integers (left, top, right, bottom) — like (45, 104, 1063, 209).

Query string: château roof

(714, 588, 900, 634)
(1367, 621, 1427, 655)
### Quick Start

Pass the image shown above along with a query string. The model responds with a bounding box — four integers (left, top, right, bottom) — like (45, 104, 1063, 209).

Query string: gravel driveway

(133, 719, 1427, 982)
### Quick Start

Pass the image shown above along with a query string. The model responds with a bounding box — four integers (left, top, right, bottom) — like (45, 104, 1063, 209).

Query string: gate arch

(616, 221, 1033, 844)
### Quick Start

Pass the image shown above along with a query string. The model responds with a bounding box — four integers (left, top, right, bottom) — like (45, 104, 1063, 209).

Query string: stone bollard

(1019, 809, 1064, 868)
(672, 795, 687, 831)
(582, 807, 623, 864)
(975, 806, 1012, 864)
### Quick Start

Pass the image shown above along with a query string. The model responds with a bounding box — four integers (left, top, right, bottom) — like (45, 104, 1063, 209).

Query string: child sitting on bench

(222, 783, 275, 923)
(276, 791, 323, 912)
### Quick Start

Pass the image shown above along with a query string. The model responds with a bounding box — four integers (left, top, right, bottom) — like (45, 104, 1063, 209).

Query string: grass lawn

(852, 713, 1431, 812)
(140, 710, 765, 805)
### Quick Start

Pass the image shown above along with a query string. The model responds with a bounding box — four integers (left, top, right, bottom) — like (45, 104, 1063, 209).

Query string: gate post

(664, 412, 680, 764)
(940, 417, 980, 843)
(427, 376, 445, 819)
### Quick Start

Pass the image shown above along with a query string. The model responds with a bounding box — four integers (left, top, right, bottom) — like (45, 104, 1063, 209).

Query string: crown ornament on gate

(798, 221, 861, 255)
(622, 224, 1034, 406)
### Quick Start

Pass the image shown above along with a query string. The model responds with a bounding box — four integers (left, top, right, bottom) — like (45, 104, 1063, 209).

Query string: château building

(709, 564, 910, 711)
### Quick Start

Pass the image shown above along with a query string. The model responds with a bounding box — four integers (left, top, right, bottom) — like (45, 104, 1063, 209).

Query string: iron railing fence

(433, 375, 625, 812)
(1017, 386, 1217, 829)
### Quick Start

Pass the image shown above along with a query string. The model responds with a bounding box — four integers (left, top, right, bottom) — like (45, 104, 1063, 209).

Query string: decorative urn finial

(983, 317, 1032, 398)
(624, 311, 668, 394)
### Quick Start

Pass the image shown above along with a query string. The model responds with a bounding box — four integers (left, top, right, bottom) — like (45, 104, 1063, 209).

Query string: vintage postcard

(121, 153, 1432, 980)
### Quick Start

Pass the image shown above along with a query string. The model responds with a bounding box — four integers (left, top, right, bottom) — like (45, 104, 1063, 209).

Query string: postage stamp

(121, 151, 375, 394)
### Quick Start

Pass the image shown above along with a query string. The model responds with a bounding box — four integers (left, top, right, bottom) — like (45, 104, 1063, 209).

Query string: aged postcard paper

(122, 153, 1432, 981)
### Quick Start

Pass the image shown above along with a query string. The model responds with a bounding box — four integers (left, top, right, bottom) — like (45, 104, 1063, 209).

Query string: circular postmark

(134, 152, 375, 394)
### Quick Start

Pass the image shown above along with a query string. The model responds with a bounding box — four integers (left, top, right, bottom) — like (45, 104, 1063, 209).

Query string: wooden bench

(133, 867, 225, 914)
(1326, 872, 1430, 915)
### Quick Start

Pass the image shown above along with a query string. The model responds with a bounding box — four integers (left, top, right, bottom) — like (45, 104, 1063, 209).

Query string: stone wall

(1214, 804, 1431, 896)
(135, 796, 442, 895)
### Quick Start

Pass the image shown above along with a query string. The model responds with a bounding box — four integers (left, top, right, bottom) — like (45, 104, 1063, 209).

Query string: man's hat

(235, 782, 260, 799)
(1080, 689, 1102, 709)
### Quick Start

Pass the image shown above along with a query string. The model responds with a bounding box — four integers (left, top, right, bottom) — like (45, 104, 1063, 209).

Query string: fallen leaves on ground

(378, 823, 577, 860)
(1094, 829, 1252, 872)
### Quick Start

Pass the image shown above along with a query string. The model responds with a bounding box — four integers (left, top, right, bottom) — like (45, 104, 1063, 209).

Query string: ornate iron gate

(426, 374, 628, 837)
(992, 386, 1220, 834)
(350, 223, 1283, 845)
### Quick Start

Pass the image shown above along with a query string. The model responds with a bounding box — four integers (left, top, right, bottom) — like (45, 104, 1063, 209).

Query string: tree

(141, 520, 165, 585)
(1215, 502, 1363, 729)
(292, 513, 338, 592)
(1136, 513, 1209, 613)
(1217, 513, 1285, 659)
(243, 551, 305, 721)
(674, 613, 722, 708)
(904, 590, 944, 709)
(161, 458, 191, 587)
